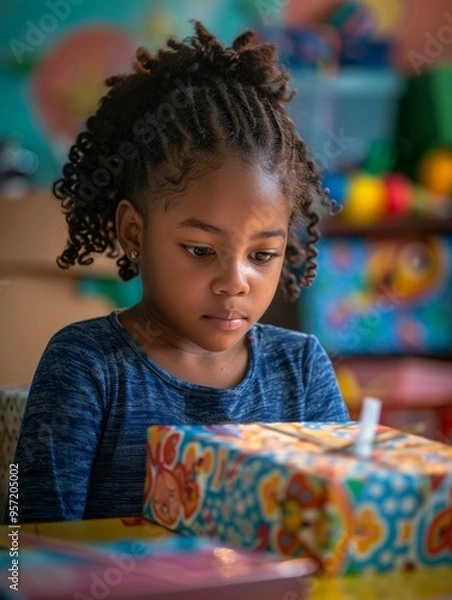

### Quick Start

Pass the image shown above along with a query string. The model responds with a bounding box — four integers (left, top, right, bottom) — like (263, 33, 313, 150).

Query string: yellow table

(0, 516, 171, 546)
(312, 568, 452, 600)
(2, 518, 451, 599)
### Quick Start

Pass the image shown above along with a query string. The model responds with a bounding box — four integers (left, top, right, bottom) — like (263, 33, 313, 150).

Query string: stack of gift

(143, 422, 452, 575)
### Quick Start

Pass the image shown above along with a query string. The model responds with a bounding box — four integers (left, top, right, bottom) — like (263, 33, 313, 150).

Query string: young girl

(14, 22, 348, 524)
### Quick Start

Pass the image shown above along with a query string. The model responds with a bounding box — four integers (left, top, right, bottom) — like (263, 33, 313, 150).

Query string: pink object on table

(0, 531, 315, 600)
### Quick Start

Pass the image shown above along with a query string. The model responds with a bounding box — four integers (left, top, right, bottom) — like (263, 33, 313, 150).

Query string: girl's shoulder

(252, 322, 319, 350)
(251, 322, 331, 367)
(46, 311, 120, 351)
(52, 311, 113, 333)
(32, 312, 125, 388)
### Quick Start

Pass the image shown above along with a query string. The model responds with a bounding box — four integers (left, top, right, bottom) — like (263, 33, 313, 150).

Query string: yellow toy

(341, 174, 386, 225)
(419, 148, 452, 196)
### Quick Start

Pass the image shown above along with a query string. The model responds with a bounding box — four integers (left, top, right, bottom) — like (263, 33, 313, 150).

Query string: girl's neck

(117, 304, 250, 389)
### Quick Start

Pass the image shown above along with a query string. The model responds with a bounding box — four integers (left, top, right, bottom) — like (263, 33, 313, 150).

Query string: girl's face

(136, 157, 290, 354)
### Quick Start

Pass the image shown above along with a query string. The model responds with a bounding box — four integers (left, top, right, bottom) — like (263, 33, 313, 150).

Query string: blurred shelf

(333, 355, 452, 402)
(321, 216, 452, 237)
(0, 261, 120, 280)
(332, 352, 452, 363)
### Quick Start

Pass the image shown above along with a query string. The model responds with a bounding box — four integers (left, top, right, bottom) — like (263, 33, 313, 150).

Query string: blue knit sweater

(13, 311, 348, 523)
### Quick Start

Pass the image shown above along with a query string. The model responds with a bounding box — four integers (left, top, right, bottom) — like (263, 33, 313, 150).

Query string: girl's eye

(183, 245, 215, 258)
(251, 251, 280, 263)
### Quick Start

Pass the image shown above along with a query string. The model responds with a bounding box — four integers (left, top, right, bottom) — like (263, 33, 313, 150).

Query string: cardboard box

(143, 423, 452, 575)
(0, 190, 121, 385)
(0, 190, 118, 274)
(0, 272, 115, 384)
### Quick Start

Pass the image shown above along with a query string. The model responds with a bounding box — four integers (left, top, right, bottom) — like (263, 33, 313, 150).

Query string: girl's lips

(203, 315, 247, 331)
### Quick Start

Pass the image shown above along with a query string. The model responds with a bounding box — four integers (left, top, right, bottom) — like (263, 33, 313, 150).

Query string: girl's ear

(115, 199, 144, 259)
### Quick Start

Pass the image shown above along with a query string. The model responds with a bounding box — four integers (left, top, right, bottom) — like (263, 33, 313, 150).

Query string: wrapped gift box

(143, 423, 452, 576)
(0, 530, 314, 599)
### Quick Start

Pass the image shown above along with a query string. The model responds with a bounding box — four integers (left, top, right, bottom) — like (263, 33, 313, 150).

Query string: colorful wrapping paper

(143, 422, 452, 575)
(0, 387, 28, 517)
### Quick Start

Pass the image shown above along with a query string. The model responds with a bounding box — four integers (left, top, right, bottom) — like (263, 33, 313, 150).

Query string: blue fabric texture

(13, 311, 348, 523)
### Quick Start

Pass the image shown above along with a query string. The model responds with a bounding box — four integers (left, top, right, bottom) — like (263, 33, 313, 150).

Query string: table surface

(1, 519, 451, 599)
(312, 568, 452, 599)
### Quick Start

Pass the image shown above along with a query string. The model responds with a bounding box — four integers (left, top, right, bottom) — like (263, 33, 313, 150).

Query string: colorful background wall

(1, 0, 452, 442)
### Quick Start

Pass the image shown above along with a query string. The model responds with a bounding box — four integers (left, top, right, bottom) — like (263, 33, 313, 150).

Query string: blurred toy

(257, 26, 340, 71)
(357, 0, 408, 39)
(419, 148, 452, 196)
(362, 138, 396, 175)
(366, 237, 445, 302)
(0, 137, 38, 198)
(282, 0, 403, 67)
(333, 237, 446, 321)
(394, 65, 452, 180)
(327, 1, 394, 67)
(384, 172, 411, 217)
(412, 184, 452, 219)
(322, 171, 349, 206)
(341, 173, 386, 224)
(327, 169, 452, 224)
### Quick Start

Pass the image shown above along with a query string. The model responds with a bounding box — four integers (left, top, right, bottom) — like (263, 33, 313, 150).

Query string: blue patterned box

(299, 235, 452, 355)
(143, 423, 452, 575)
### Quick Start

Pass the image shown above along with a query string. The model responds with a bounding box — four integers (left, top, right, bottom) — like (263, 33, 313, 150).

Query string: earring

(130, 250, 138, 261)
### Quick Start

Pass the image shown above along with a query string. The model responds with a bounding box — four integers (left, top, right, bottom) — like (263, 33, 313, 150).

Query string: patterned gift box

(143, 423, 452, 576)
(0, 386, 28, 518)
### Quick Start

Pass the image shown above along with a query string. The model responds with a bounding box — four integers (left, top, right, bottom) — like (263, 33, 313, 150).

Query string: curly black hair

(54, 21, 335, 301)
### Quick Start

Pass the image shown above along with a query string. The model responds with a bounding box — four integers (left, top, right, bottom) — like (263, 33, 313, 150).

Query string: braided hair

(54, 21, 334, 301)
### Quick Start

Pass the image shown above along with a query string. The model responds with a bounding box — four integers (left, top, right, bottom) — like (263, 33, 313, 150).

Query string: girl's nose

(211, 257, 250, 296)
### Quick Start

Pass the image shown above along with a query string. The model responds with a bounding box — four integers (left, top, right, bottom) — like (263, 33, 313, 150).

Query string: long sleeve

(11, 328, 108, 523)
